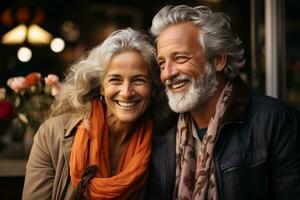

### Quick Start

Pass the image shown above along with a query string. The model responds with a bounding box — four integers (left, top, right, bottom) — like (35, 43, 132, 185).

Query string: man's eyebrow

(157, 51, 189, 61)
(156, 55, 164, 61)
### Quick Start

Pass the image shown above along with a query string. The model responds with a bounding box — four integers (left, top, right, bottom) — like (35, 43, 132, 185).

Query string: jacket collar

(221, 77, 250, 125)
(60, 113, 84, 170)
(63, 113, 84, 137)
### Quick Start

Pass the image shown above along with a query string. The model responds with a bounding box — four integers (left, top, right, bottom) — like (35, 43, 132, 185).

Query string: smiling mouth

(168, 80, 190, 90)
(116, 100, 139, 107)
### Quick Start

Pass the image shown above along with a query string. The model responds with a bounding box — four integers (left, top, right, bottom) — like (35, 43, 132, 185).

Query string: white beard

(166, 63, 218, 113)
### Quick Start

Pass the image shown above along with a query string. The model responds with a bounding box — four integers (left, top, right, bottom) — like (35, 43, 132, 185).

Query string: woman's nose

(119, 83, 135, 98)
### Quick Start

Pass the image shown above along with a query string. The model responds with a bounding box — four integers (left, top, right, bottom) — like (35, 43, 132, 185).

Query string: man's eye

(158, 61, 165, 70)
(175, 56, 188, 63)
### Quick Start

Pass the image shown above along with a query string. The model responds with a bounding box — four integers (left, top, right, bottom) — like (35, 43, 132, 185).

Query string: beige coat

(22, 113, 83, 200)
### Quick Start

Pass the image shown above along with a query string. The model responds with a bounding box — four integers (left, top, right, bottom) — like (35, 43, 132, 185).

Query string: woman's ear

(214, 52, 227, 72)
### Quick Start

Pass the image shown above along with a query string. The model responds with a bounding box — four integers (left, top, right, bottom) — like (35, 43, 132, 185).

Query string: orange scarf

(70, 100, 153, 199)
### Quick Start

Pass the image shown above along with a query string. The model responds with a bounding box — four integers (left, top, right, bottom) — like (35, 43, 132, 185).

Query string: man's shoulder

(249, 93, 299, 117)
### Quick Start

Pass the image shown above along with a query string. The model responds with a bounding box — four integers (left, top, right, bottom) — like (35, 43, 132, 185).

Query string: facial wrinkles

(158, 30, 206, 81)
(102, 51, 152, 125)
(103, 76, 149, 103)
(160, 51, 206, 87)
(185, 54, 205, 79)
(158, 36, 199, 55)
(157, 23, 194, 60)
(105, 71, 149, 82)
(157, 41, 186, 64)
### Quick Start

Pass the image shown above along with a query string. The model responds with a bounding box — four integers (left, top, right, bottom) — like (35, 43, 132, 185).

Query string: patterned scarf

(70, 99, 153, 199)
(174, 82, 232, 200)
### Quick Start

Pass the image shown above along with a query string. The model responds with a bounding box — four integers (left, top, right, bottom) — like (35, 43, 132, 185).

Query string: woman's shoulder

(35, 113, 82, 142)
(40, 113, 71, 133)
(45, 112, 77, 124)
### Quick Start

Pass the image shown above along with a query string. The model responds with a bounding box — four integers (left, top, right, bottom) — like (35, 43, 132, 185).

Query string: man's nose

(160, 61, 179, 84)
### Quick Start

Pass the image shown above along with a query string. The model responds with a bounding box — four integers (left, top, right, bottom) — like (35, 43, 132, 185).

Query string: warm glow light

(50, 38, 65, 53)
(17, 47, 32, 62)
(1, 24, 53, 45)
(27, 24, 53, 44)
(1, 24, 27, 44)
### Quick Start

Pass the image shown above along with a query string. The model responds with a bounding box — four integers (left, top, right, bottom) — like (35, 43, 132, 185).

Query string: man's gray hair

(151, 5, 245, 80)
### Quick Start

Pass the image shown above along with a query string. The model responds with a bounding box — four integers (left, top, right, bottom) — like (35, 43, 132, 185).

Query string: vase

(8, 118, 25, 142)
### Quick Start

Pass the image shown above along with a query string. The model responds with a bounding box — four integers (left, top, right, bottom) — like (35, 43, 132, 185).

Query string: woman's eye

(133, 79, 146, 85)
(109, 79, 121, 84)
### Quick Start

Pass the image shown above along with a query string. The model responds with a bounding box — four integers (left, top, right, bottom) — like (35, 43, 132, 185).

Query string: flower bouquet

(5, 72, 62, 133)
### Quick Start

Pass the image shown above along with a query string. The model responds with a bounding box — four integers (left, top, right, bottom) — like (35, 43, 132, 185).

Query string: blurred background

(0, 0, 299, 199)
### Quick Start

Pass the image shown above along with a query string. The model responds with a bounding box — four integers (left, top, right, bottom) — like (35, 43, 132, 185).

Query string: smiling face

(157, 22, 207, 89)
(101, 50, 152, 124)
(157, 22, 218, 112)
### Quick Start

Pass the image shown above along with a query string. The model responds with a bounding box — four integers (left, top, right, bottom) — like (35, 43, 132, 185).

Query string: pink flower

(0, 100, 14, 120)
(7, 76, 26, 93)
(45, 74, 60, 86)
(51, 84, 62, 97)
(45, 74, 62, 97)
(24, 72, 41, 88)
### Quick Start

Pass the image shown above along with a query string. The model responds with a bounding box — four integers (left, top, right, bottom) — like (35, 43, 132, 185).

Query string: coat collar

(221, 77, 250, 125)
(61, 113, 84, 169)
(63, 113, 84, 137)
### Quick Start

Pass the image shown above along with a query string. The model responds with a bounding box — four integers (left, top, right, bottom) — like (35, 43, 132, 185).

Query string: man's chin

(168, 98, 199, 113)
(167, 91, 211, 113)
(169, 106, 192, 113)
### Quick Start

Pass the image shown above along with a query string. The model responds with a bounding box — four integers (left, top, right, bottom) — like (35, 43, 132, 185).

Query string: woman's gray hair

(50, 28, 158, 121)
(151, 5, 245, 80)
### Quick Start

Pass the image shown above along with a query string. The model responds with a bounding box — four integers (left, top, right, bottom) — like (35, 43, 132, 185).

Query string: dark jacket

(146, 78, 300, 200)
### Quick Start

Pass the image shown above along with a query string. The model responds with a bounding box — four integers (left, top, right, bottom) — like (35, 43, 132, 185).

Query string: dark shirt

(197, 127, 207, 141)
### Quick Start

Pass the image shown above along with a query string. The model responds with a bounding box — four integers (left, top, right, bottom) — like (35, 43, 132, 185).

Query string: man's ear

(214, 52, 227, 72)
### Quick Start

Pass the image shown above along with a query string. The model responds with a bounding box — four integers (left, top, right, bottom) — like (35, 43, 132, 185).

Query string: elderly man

(147, 5, 300, 200)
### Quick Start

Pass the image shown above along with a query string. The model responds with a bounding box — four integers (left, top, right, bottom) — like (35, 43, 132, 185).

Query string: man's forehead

(156, 24, 202, 58)
(157, 22, 199, 47)
(158, 22, 198, 37)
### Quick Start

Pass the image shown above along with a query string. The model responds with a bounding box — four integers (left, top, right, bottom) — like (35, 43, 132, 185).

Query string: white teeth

(117, 101, 136, 107)
(172, 81, 186, 89)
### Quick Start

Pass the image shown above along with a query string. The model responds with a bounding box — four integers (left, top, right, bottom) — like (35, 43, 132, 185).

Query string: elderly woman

(22, 28, 164, 199)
